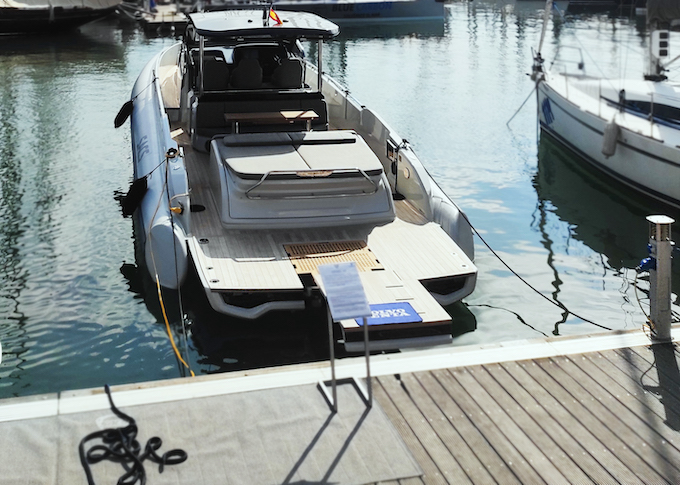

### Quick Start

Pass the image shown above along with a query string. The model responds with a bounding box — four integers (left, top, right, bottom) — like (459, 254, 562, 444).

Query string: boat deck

(172, 126, 474, 343)
(139, 4, 188, 32)
(1, 328, 678, 484)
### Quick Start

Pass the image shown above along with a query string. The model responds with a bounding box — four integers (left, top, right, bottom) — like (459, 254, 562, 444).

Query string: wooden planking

(403, 372, 497, 484)
(414, 371, 520, 484)
(394, 200, 428, 225)
(567, 353, 680, 459)
(373, 376, 445, 485)
(373, 345, 680, 485)
(580, 351, 680, 429)
(526, 358, 667, 484)
(469, 363, 591, 484)
(377, 373, 467, 484)
(431, 368, 546, 484)
(501, 360, 638, 484)
(482, 362, 617, 484)
(546, 355, 680, 483)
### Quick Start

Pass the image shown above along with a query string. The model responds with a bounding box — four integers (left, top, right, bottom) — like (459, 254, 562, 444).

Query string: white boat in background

(532, 0, 680, 208)
(0, 0, 121, 33)
(117, 8, 476, 351)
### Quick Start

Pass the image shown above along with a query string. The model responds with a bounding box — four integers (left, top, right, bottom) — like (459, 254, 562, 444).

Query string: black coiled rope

(79, 384, 188, 485)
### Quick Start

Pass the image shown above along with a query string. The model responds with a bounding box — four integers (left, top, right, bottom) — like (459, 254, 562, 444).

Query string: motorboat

(118, 8, 477, 351)
(532, 0, 680, 208)
(0, 0, 121, 34)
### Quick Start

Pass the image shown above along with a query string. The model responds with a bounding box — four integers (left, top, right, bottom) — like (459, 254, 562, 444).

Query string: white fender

(602, 119, 620, 158)
(144, 216, 188, 289)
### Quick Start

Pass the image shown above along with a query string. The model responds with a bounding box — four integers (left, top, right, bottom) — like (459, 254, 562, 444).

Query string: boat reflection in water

(533, 135, 680, 330)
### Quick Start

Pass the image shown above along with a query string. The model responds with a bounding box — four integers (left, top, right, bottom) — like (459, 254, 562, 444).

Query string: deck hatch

(284, 241, 383, 274)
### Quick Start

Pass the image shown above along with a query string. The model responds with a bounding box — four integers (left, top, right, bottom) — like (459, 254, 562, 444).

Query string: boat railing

(245, 168, 379, 200)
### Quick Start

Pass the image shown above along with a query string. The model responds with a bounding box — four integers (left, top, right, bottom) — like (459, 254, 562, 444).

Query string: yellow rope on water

(145, 151, 194, 378)
(155, 274, 195, 377)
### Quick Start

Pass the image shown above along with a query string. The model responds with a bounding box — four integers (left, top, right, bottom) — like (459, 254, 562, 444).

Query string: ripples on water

(0, 1, 678, 398)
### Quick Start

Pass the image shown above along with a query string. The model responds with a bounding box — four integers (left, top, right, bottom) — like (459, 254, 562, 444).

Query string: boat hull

(130, 45, 190, 290)
(537, 73, 680, 208)
(0, 5, 118, 34)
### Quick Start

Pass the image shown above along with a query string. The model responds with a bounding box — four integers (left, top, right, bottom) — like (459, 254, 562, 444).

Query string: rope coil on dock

(78, 384, 188, 485)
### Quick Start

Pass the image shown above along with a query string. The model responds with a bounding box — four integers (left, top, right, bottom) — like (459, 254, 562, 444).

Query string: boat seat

(202, 56, 230, 91)
(271, 58, 304, 89)
(191, 93, 329, 152)
(208, 130, 395, 229)
(230, 58, 263, 89)
(216, 131, 384, 179)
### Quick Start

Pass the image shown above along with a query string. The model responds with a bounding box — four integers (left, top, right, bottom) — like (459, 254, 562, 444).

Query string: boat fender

(114, 100, 134, 128)
(121, 176, 148, 217)
(602, 120, 620, 158)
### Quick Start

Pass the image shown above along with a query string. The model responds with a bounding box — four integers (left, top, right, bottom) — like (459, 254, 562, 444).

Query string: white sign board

(317, 262, 371, 321)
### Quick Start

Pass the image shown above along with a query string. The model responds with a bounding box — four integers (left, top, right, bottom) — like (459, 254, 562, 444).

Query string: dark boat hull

(0, 5, 118, 33)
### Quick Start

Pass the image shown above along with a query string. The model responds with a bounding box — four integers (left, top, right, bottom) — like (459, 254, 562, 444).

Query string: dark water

(1, 1, 678, 399)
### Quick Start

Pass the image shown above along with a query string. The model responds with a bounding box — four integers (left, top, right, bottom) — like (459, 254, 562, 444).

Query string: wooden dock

(139, 4, 187, 32)
(374, 342, 680, 484)
(0, 328, 678, 484)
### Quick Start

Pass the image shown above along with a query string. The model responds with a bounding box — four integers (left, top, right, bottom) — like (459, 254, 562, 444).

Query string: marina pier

(2, 327, 679, 484)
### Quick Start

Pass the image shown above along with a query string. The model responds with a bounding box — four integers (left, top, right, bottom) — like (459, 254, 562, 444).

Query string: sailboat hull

(537, 73, 680, 208)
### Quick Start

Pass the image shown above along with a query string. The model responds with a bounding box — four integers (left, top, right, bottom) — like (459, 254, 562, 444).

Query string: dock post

(327, 307, 337, 412)
(646, 215, 674, 342)
(363, 317, 372, 407)
(347, 318, 373, 408)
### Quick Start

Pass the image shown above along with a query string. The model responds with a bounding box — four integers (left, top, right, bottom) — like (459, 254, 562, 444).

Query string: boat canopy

(188, 9, 339, 41)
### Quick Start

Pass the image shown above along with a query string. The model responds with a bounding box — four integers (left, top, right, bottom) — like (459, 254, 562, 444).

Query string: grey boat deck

(1, 329, 678, 484)
(173, 127, 474, 329)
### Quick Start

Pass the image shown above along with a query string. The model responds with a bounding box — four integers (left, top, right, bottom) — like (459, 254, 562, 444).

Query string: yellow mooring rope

(146, 149, 195, 378)
(155, 274, 195, 377)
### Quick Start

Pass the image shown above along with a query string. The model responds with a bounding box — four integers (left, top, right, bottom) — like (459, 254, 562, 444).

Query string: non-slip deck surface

(2, 383, 421, 485)
(374, 343, 680, 484)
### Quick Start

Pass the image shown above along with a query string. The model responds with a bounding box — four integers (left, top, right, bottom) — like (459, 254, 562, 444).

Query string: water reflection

(1, 4, 676, 399)
(533, 135, 680, 327)
(338, 19, 445, 40)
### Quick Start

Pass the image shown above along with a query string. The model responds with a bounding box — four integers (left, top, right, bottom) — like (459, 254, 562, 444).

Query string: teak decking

(374, 342, 680, 484)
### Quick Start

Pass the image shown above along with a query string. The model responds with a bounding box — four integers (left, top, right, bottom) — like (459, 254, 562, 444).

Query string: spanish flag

(269, 8, 282, 25)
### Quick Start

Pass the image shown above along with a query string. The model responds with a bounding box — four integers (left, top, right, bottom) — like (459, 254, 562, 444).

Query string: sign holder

(317, 262, 372, 412)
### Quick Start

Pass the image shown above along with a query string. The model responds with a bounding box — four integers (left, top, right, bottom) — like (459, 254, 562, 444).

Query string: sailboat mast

(531, 0, 553, 81)
(537, 0, 553, 57)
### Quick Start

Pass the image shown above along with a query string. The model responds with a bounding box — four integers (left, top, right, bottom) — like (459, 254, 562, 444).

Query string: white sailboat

(532, 0, 680, 207)
(118, 8, 477, 351)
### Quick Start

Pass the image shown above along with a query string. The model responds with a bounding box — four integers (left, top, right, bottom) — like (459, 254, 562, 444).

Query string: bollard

(646, 215, 674, 342)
